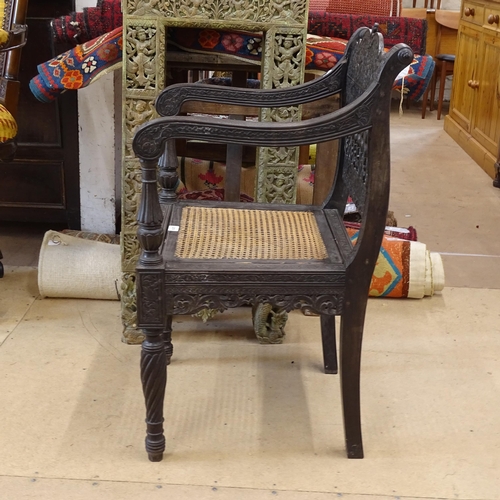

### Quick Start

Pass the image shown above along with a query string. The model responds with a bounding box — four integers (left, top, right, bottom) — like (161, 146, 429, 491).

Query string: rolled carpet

(38, 230, 120, 300)
(347, 228, 445, 298)
(29, 26, 122, 103)
(50, 0, 122, 45)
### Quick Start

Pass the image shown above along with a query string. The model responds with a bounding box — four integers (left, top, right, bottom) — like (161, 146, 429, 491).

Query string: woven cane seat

(175, 206, 328, 261)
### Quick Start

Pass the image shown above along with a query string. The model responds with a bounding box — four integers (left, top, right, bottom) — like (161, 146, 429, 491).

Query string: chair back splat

(131, 26, 413, 462)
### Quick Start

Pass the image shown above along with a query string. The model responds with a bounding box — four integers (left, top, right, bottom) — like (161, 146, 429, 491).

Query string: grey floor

(1, 107, 500, 499)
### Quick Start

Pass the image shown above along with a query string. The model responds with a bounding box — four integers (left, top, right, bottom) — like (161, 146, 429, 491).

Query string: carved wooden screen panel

(122, 0, 309, 341)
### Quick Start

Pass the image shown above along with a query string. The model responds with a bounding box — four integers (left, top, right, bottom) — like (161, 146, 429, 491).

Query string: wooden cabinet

(448, 23, 480, 131)
(444, 0, 500, 180)
(472, 30, 500, 154)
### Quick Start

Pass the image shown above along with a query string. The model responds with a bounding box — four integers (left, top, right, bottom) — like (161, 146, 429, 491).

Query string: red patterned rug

(168, 27, 434, 100)
(308, 11, 428, 55)
(49, 0, 425, 58)
(312, 0, 402, 17)
(50, 0, 122, 45)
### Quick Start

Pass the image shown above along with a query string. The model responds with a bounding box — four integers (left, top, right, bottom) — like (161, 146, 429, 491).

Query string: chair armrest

(155, 59, 347, 117)
(137, 83, 378, 160)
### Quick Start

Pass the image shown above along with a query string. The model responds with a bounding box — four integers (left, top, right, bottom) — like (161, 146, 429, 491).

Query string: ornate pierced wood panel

(122, 0, 310, 340)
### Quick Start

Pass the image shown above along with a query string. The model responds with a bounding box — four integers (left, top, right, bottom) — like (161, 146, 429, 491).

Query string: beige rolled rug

(38, 230, 121, 300)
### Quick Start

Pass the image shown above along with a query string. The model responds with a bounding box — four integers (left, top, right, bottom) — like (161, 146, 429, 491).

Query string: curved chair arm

(137, 87, 376, 160)
(135, 82, 382, 267)
(137, 39, 414, 160)
(155, 59, 347, 117)
(137, 41, 413, 160)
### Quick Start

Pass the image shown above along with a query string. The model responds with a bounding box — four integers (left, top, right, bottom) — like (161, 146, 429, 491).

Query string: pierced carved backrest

(121, 0, 311, 337)
(334, 27, 398, 220)
(343, 27, 385, 106)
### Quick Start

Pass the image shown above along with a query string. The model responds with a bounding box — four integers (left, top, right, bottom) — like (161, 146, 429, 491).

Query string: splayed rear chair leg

(339, 302, 366, 459)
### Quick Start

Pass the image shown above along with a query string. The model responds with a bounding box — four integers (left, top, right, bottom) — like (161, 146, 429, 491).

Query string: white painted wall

(75, 0, 118, 234)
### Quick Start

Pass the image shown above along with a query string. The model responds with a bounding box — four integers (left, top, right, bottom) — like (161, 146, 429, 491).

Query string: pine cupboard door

(0, 0, 80, 227)
(449, 23, 481, 132)
(470, 30, 500, 157)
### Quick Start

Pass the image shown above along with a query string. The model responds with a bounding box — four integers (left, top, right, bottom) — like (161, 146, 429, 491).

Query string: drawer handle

(468, 80, 480, 89)
(464, 7, 475, 16)
(487, 14, 500, 24)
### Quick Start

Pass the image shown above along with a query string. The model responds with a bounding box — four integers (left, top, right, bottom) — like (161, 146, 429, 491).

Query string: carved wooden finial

(137, 158, 164, 266)
(158, 140, 180, 203)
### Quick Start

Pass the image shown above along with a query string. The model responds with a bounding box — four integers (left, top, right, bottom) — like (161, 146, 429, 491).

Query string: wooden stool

(421, 9, 460, 119)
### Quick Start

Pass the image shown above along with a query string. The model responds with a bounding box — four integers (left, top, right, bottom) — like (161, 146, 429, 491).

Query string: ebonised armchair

(132, 26, 413, 462)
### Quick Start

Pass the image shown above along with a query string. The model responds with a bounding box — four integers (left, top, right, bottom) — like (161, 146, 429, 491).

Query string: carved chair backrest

(325, 28, 412, 253)
(0, 0, 28, 118)
(343, 27, 386, 105)
(329, 27, 388, 223)
(316, 33, 410, 259)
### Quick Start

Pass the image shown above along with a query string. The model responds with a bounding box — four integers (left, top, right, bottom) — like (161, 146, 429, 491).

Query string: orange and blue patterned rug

(29, 27, 122, 103)
(346, 227, 444, 298)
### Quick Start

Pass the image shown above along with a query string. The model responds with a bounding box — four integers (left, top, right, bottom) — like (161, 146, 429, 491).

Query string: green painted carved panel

(122, 0, 309, 341)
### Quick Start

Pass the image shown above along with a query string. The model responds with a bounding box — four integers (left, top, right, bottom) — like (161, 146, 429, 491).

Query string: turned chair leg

(320, 314, 338, 374)
(339, 297, 367, 459)
(162, 315, 174, 365)
(141, 327, 168, 462)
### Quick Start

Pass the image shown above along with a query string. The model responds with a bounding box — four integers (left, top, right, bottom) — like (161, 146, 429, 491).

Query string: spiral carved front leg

(141, 328, 167, 462)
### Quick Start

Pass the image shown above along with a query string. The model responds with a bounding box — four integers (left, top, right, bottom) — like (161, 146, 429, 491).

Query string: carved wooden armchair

(0, 0, 28, 278)
(132, 26, 413, 462)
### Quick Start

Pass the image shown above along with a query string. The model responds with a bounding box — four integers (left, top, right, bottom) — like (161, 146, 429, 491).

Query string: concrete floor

(1, 107, 500, 499)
